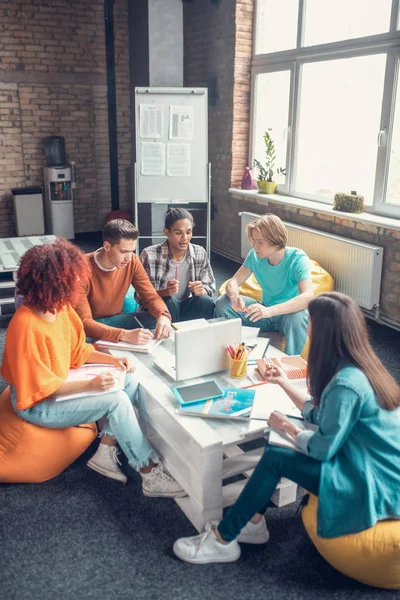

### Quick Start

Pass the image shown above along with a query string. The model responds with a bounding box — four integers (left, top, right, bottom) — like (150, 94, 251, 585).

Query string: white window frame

(251, 0, 400, 218)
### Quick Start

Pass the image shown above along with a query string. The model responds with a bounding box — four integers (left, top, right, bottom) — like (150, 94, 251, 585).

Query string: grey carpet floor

(0, 241, 399, 600)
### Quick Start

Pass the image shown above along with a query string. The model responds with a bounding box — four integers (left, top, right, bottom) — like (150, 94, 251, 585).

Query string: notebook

(176, 388, 256, 421)
(95, 338, 162, 354)
(250, 384, 302, 421)
(256, 355, 307, 380)
(55, 364, 126, 402)
(268, 416, 318, 452)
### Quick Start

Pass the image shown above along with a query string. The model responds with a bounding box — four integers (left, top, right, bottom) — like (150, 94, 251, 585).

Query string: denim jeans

(215, 294, 308, 356)
(163, 294, 215, 323)
(218, 444, 321, 542)
(85, 311, 158, 343)
(11, 373, 158, 471)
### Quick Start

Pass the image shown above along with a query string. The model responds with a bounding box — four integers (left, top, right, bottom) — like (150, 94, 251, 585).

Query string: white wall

(148, 0, 183, 86)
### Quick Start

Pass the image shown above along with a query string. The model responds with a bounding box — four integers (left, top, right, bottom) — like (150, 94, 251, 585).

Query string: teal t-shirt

(243, 247, 311, 306)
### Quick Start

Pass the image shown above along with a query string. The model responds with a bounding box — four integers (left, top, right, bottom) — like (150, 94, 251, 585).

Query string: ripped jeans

(10, 373, 158, 471)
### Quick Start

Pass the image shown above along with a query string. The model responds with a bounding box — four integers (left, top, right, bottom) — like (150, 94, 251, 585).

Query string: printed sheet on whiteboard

(141, 142, 166, 176)
(139, 104, 164, 139)
(169, 106, 194, 140)
(167, 143, 191, 177)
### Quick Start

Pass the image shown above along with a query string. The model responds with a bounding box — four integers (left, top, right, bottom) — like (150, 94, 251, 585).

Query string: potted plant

(253, 128, 286, 194)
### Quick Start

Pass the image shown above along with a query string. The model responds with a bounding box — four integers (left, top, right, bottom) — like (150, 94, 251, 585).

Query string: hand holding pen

(120, 316, 153, 345)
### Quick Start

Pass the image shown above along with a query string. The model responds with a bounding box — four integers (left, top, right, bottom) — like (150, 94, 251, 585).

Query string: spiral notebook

(268, 416, 318, 453)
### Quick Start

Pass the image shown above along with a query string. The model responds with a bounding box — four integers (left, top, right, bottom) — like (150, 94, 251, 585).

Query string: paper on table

(55, 365, 126, 402)
(241, 326, 261, 341)
(172, 318, 209, 331)
(96, 338, 162, 354)
(251, 384, 302, 421)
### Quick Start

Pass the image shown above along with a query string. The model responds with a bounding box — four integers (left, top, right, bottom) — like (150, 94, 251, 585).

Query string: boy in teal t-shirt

(215, 214, 314, 355)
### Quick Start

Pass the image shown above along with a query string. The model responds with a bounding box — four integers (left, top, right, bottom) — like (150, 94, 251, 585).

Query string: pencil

(133, 316, 144, 329)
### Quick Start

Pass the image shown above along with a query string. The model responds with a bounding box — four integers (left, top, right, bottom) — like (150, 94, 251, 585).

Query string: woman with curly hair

(1, 238, 184, 497)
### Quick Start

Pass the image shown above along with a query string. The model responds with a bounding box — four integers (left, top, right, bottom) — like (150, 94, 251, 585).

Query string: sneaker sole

(87, 461, 127, 484)
(236, 533, 270, 545)
(142, 489, 188, 498)
(173, 544, 241, 564)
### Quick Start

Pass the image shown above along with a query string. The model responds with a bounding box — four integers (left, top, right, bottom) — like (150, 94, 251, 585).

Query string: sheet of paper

(55, 365, 126, 402)
(251, 384, 302, 421)
(241, 326, 261, 340)
(96, 338, 162, 354)
(172, 318, 209, 331)
(169, 105, 194, 140)
(167, 143, 190, 177)
(139, 104, 164, 138)
(141, 142, 166, 176)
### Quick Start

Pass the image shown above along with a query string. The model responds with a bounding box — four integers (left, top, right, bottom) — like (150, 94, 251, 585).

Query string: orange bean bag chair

(302, 493, 400, 589)
(0, 387, 97, 483)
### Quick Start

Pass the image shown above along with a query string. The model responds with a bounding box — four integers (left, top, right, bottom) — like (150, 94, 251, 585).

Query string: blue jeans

(218, 444, 321, 542)
(11, 373, 158, 471)
(215, 294, 308, 356)
(163, 294, 215, 322)
(85, 311, 158, 343)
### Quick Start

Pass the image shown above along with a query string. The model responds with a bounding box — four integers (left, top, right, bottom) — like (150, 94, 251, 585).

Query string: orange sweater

(75, 252, 169, 342)
(1, 305, 94, 411)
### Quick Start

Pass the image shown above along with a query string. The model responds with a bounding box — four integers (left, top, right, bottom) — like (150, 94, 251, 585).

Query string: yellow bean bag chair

(0, 387, 97, 484)
(218, 260, 334, 358)
(302, 494, 400, 589)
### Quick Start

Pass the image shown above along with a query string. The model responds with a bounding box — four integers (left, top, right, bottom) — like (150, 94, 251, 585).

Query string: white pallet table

(0, 235, 56, 315)
(110, 336, 302, 532)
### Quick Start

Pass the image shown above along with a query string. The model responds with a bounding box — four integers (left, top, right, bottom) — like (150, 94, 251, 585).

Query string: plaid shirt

(139, 241, 216, 299)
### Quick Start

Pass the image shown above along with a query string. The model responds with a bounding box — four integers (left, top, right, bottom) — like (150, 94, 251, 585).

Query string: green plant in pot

(253, 128, 286, 194)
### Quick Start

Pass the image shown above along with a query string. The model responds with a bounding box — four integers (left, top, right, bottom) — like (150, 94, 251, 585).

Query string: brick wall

(0, 0, 131, 237)
(183, 0, 400, 325)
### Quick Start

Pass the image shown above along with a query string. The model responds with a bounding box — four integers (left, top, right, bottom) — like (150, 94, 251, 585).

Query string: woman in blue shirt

(173, 292, 400, 564)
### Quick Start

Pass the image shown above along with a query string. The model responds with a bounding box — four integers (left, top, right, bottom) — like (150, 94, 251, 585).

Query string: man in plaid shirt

(139, 208, 216, 323)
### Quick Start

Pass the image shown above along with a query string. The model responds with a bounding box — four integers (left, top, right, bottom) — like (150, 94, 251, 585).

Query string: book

(95, 338, 162, 354)
(177, 387, 256, 421)
(268, 416, 318, 452)
(256, 355, 307, 380)
(55, 364, 126, 402)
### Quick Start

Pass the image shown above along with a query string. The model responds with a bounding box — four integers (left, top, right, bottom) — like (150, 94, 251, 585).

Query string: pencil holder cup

(229, 357, 248, 379)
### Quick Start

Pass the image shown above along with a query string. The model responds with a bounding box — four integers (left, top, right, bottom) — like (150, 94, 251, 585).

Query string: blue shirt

(297, 365, 400, 538)
(243, 247, 310, 306)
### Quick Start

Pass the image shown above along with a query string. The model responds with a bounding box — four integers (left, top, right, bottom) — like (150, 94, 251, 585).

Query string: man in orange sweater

(75, 219, 172, 343)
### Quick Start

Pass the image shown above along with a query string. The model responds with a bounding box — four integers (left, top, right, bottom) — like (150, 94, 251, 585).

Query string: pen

(133, 316, 144, 329)
(261, 339, 271, 359)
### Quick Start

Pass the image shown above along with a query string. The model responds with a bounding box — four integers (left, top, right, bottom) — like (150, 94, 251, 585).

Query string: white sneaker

(87, 445, 127, 484)
(141, 464, 186, 498)
(236, 516, 270, 544)
(173, 522, 241, 564)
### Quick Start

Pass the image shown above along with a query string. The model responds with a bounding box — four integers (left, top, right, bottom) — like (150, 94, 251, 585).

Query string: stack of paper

(96, 338, 162, 354)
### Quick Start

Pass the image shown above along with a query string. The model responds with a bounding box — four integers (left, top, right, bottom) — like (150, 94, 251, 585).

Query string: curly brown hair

(17, 238, 91, 314)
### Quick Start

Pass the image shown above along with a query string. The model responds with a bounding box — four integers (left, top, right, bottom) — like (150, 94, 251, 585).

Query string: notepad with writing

(177, 388, 256, 421)
(256, 355, 307, 380)
(95, 338, 162, 354)
(55, 364, 126, 402)
(268, 416, 318, 452)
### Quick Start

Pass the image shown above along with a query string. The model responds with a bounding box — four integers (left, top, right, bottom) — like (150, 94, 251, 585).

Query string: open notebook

(268, 416, 318, 453)
(54, 364, 126, 402)
(95, 338, 162, 354)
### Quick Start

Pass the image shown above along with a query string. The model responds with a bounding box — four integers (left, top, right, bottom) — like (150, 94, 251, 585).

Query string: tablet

(172, 380, 224, 406)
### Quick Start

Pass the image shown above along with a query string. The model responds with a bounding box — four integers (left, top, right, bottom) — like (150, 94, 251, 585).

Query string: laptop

(153, 318, 242, 381)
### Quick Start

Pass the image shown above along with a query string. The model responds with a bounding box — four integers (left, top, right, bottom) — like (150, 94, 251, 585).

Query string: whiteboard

(135, 87, 208, 203)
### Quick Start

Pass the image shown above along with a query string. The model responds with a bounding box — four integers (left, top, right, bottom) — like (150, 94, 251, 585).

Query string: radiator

(239, 212, 383, 310)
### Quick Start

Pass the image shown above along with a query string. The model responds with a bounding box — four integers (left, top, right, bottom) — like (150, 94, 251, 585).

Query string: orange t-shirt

(0, 304, 94, 411)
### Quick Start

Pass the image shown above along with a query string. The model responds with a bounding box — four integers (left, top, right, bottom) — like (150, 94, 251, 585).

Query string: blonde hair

(246, 214, 288, 250)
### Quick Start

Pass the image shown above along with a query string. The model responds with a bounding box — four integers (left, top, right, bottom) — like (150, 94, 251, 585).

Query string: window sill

(229, 188, 400, 232)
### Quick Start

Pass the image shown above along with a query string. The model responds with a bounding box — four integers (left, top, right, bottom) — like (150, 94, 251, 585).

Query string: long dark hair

(307, 292, 399, 411)
(164, 208, 194, 230)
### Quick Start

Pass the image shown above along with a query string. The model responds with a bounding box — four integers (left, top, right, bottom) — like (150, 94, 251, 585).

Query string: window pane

(255, 0, 298, 54)
(304, 0, 392, 47)
(293, 55, 386, 203)
(386, 68, 400, 205)
(253, 71, 290, 183)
